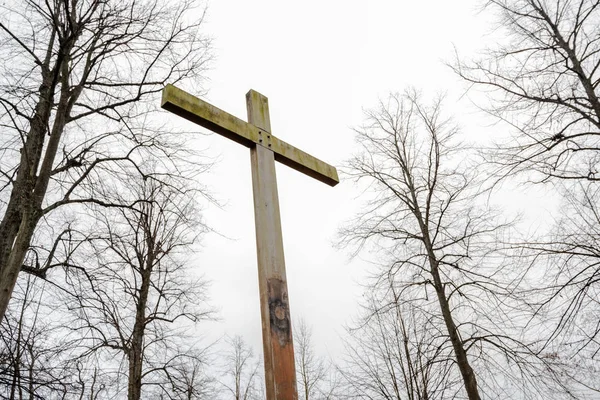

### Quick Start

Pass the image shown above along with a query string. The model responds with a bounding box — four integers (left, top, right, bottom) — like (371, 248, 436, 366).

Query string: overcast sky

(170, 0, 557, 364)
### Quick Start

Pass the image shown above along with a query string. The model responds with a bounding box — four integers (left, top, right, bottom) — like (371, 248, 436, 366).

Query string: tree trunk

(127, 249, 153, 400)
(0, 68, 56, 321)
(127, 289, 148, 400)
(430, 262, 480, 400)
(127, 298, 146, 400)
(127, 344, 143, 400)
(411, 190, 481, 400)
(0, 36, 76, 321)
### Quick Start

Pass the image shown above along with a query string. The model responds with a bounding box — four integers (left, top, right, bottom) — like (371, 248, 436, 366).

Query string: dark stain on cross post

(267, 278, 291, 346)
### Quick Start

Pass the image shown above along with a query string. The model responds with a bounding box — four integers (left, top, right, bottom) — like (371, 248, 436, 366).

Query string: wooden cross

(161, 84, 339, 399)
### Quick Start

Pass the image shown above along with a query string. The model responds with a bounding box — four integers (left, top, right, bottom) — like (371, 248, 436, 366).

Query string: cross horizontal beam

(161, 84, 339, 187)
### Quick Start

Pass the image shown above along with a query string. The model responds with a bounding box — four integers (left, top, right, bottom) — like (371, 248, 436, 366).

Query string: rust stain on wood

(270, 338, 297, 399)
(267, 276, 297, 399)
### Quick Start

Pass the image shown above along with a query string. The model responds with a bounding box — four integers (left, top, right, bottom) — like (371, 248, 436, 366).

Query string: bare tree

(0, 275, 94, 399)
(220, 335, 263, 400)
(165, 348, 219, 400)
(454, 0, 599, 182)
(454, 0, 600, 382)
(342, 91, 483, 399)
(339, 285, 457, 400)
(294, 319, 333, 400)
(0, 0, 211, 321)
(511, 181, 600, 394)
(61, 177, 214, 399)
(340, 91, 571, 399)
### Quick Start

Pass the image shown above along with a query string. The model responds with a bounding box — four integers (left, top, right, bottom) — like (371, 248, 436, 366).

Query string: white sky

(173, 0, 559, 365)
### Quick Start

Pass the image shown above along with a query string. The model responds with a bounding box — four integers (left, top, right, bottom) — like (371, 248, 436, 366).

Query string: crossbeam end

(161, 84, 256, 148)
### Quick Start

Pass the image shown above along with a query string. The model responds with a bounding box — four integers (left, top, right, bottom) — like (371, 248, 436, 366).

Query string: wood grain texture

(248, 90, 298, 400)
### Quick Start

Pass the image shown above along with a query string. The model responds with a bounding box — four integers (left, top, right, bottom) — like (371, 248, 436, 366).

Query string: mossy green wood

(161, 84, 339, 186)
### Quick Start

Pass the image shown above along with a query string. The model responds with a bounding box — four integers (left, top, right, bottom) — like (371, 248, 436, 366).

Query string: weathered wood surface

(161, 84, 339, 187)
(161, 84, 339, 400)
(247, 90, 298, 400)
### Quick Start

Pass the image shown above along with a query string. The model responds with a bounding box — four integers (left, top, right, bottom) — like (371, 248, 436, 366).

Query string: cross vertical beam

(247, 90, 298, 399)
(161, 83, 339, 399)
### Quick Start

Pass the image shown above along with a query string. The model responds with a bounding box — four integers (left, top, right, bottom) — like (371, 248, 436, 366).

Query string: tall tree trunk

(0, 36, 76, 321)
(430, 262, 480, 400)
(127, 252, 153, 400)
(411, 186, 481, 400)
(0, 68, 57, 321)
(127, 294, 146, 400)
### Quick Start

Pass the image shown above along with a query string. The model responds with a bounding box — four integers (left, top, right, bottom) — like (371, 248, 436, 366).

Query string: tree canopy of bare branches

(340, 288, 457, 400)
(1, 172, 216, 399)
(340, 91, 576, 399)
(220, 336, 263, 400)
(454, 1, 600, 389)
(0, 277, 86, 399)
(60, 178, 214, 399)
(454, 0, 600, 182)
(0, 0, 211, 321)
(294, 319, 338, 400)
